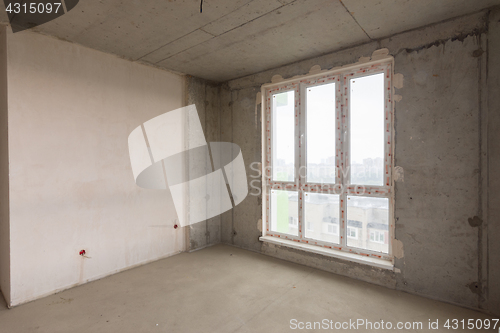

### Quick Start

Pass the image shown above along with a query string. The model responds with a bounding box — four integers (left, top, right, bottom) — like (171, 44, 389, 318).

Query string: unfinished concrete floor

(0, 244, 495, 333)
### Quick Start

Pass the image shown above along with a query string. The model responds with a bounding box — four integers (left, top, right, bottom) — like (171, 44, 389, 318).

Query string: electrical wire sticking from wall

(200, 0, 203, 13)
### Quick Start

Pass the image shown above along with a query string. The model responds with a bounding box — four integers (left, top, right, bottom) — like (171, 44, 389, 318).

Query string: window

(306, 222, 314, 232)
(326, 224, 338, 235)
(347, 227, 357, 239)
(263, 58, 393, 261)
(370, 230, 385, 244)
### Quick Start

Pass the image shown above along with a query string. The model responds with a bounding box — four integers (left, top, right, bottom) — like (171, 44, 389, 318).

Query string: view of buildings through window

(271, 191, 389, 253)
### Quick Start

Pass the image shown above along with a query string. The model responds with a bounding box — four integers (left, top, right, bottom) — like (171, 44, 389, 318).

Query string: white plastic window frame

(261, 57, 394, 262)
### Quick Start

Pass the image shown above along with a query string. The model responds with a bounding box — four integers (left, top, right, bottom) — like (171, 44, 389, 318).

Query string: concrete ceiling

(1, 0, 499, 82)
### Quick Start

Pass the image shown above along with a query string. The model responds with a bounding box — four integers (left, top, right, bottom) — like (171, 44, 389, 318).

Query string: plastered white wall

(4, 30, 186, 307)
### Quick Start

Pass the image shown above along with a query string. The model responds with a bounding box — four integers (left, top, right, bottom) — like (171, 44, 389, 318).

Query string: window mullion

(340, 74, 348, 249)
(385, 64, 394, 257)
(335, 75, 342, 186)
(298, 82, 306, 240)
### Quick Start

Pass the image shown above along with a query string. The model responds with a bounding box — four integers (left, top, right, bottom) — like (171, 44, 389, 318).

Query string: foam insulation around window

(265, 49, 403, 93)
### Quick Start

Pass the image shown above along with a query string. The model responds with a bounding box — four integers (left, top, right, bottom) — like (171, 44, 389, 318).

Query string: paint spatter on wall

(392, 239, 404, 259)
(394, 166, 404, 182)
(271, 75, 284, 83)
(255, 92, 261, 105)
(468, 216, 482, 227)
(394, 73, 404, 89)
(308, 65, 322, 75)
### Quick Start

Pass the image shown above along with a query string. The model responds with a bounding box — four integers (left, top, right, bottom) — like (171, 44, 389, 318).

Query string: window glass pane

(304, 193, 340, 244)
(350, 73, 384, 185)
(272, 91, 295, 182)
(270, 190, 298, 236)
(306, 83, 336, 184)
(346, 196, 389, 253)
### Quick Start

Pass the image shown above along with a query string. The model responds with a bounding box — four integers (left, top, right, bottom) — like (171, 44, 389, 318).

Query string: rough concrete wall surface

(219, 84, 233, 245)
(0, 25, 10, 306)
(185, 76, 222, 251)
(393, 35, 482, 310)
(5, 30, 187, 307)
(487, 7, 500, 316)
(221, 10, 499, 315)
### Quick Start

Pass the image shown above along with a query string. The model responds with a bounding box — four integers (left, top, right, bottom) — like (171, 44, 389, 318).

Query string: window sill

(259, 236, 394, 270)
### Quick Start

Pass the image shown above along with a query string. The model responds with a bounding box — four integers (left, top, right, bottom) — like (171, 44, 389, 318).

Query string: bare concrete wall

(185, 76, 222, 251)
(5, 30, 187, 307)
(0, 25, 10, 306)
(393, 31, 482, 311)
(220, 10, 499, 315)
(487, 7, 500, 317)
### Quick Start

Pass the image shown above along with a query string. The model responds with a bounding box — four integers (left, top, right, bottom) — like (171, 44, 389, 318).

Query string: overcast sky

(273, 72, 384, 168)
